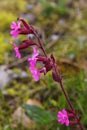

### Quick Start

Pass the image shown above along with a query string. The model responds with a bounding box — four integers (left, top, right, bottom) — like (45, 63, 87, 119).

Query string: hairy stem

(59, 80, 73, 110)
(34, 30, 85, 130)
(51, 56, 85, 130)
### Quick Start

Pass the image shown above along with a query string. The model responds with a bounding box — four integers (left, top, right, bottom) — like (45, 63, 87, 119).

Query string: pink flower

(11, 42, 21, 59)
(57, 109, 69, 126)
(10, 21, 21, 38)
(14, 47, 21, 59)
(28, 47, 39, 66)
(28, 47, 41, 81)
(29, 66, 41, 81)
(32, 47, 40, 59)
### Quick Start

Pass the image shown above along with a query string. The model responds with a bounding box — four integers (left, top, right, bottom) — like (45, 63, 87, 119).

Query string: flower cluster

(10, 19, 52, 81)
(10, 19, 84, 130)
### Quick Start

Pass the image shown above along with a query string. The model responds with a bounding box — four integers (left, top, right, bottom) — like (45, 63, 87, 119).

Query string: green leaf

(22, 104, 57, 125)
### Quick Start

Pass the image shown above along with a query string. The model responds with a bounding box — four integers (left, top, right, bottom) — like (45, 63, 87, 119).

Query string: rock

(0, 65, 13, 89)
(0, 65, 28, 89)
(12, 99, 43, 128)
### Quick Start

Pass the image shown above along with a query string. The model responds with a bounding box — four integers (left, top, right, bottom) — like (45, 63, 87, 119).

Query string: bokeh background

(0, 0, 87, 130)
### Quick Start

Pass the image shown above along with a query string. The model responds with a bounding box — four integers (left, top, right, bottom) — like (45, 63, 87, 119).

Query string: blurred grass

(0, 0, 87, 130)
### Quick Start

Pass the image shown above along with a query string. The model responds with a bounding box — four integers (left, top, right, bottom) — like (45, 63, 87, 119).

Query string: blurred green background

(0, 0, 87, 130)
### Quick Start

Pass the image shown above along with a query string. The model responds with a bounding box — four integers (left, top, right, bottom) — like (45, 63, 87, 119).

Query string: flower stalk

(10, 18, 85, 130)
